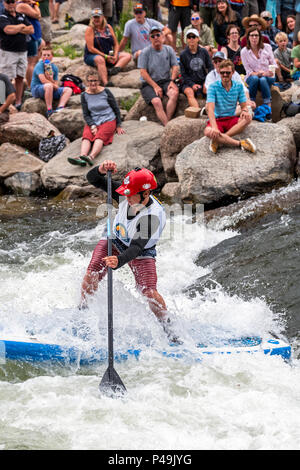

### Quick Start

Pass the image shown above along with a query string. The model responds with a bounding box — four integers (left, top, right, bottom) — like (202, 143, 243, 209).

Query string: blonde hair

(275, 31, 288, 43)
(89, 15, 107, 30)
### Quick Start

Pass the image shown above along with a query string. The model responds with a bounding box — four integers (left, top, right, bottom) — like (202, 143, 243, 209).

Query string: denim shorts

(31, 84, 64, 99)
(84, 53, 97, 67)
(27, 38, 42, 57)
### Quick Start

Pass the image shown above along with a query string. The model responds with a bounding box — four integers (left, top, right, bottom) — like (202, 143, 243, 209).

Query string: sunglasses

(249, 33, 259, 37)
(88, 79, 99, 83)
(5, 0, 16, 3)
(220, 71, 231, 75)
(187, 35, 197, 39)
(150, 33, 161, 38)
(134, 10, 143, 14)
(263, 17, 272, 21)
(248, 23, 259, 27)
(191, 16, 200, 20)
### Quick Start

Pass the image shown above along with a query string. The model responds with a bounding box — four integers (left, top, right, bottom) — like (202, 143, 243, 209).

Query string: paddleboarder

(80, 159, 180, 343)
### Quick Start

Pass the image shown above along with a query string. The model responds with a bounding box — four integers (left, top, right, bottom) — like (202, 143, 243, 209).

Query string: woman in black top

(213, 0, 243, 48)
(220, 24, 245, 75)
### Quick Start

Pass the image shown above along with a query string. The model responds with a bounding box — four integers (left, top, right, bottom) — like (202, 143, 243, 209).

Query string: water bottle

(109, 50, 114, 56)
(44, 59, 53, 78)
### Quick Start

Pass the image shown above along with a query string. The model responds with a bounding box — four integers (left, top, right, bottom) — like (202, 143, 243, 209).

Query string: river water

(0, 181, 299, 450)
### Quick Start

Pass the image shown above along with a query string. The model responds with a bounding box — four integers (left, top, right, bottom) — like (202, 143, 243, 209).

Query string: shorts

(55, 0, 66, 3)
(141, 79, 172, 105)
(27, 37, 42, 57)
(0, 49, 27, 79)
(168, 6, 191, 33)
(206, 115, 239, 133)
(84, 52, 119, 68)
(87, 239, 158, 294)
(31, 84, 65, 99)
(98, 0, 113, 18)
(82, 120, 116, 145)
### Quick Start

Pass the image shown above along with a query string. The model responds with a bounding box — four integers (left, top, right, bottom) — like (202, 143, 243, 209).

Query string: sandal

(79, 155, 94, 166)
(68, 157, 86, 166)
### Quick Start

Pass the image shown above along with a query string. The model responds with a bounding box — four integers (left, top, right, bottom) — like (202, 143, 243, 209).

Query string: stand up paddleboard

(0, 335, 291, 366)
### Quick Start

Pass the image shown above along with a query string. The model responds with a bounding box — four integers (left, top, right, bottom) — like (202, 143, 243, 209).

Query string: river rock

(125, 93, 205, 122)
(174, 121, 297, 205)
(4, 172, 42, 195)
(0, 143, 44, 179)
(41, 120, 164, 192)
(49, 107, 85, 141)
(277, 113, 300, 150)
(0, 112, 60, 153)
(160, 115, 208, 180)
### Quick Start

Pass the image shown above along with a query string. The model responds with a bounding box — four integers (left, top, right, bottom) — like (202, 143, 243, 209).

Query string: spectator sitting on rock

(274, 32, 293, 83)
(179, 28, 213, 108)
(138, 25, 179, 126)
(260, 10, 280, 51)
(15, 0, 44, 88)
(183, 11, 216, 57)
(119, 3, 172, 62)
(68, 71, 125, 167)
(31, 45, 72, 118)
(220, 24, 245, 75)
(84, 8, 131, 87)
(240, 14, 269, 48)
(0, 0, 34, 110)
(204, 59, 255, 154)
(213, 0, 243, 48)
(0, 72, 16, 123)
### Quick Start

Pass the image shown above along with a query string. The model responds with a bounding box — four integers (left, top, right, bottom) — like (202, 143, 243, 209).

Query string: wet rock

(4, 172, 42, 195)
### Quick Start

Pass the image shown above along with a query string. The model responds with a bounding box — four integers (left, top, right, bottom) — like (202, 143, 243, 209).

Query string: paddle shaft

(106, 170, 114, 370)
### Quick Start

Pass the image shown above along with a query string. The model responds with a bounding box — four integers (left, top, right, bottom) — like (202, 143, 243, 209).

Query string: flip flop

(79, 156, 94, 166)
(68, 157, 86, 166)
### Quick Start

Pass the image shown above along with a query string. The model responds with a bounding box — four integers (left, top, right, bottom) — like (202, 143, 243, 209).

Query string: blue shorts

(31, 84, 64, 99)
(27, 38, 42, 57)
(84, 53, 98, 67)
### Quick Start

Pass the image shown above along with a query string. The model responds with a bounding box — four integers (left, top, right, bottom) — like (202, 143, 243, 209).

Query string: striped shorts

(87, 239, 158, 293)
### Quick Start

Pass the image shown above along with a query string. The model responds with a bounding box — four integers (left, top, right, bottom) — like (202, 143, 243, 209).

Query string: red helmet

(116, 167, 157, 196)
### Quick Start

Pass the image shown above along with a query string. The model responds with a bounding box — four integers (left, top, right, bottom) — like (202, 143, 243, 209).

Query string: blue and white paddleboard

(0, 335, 291, 366)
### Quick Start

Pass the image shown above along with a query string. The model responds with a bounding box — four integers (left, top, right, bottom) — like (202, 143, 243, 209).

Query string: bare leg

(166, 85, 179, 121)
(151, 97, 168, 126)
(80, 138, 92, 156)
(115, 51, 132, 68)
(58, 87, 72, 108)
(14, 75, 24, 107)
(94, 55, 108, 85)
(89, 138, 104, 159)
(184, 87, 199, 108)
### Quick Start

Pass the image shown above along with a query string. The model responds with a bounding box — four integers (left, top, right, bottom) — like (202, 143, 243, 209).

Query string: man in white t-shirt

(119, 3, 172, 61)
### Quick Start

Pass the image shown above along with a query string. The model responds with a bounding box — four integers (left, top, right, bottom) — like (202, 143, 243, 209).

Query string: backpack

(39, 131, 67, 162)
(281, 101, 300, 117)
(60, 74, 85, 95)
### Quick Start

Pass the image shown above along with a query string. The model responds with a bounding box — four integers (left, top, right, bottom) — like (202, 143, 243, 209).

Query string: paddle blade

(99, 366, 127, 397)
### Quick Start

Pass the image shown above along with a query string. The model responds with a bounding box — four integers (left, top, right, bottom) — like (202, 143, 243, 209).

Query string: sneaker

(209, 140, 219, 153)
(240, 138, 256, 153)
(46, 109, 53, 118)
(54, 106, 65, 113)
(108, 66, 122, 76)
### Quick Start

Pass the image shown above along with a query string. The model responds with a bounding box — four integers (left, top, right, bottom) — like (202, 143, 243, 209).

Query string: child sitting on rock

(274, 32, 293, 83)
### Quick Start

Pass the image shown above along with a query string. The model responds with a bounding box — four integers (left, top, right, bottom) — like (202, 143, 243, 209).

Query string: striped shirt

(206, 79, 246, 118)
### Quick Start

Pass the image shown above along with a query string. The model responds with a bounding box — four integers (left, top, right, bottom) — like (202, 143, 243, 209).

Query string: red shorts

(87, 239, 158, 294)
(82, 119, 116, 145)
(206, 116, 239, 134)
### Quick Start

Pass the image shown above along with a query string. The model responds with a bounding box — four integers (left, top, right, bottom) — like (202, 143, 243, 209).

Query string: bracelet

(104, 54, 108, 60)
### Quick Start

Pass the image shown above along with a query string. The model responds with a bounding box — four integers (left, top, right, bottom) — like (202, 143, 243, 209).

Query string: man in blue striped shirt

(204, 59, 256, 153)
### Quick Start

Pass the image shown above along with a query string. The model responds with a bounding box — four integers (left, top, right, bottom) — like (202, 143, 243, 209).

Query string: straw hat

(242, 14, 267, 31)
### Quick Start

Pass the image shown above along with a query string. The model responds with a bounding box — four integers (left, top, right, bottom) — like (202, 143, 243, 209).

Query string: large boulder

(52, 24, 87, 50)
(0, 143, 44, 193)
(49, 107, 85, 140)
(276, 113, 300, 150)
(58, 0, 100, 26)
(40, 120, 164, 192)
(0, 113, 60, 154)
(174, 121, 297, 205)
(160, 115, 208, 181)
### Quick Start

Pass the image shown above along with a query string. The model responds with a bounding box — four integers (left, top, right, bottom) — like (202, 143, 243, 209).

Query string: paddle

(99, 170, 127, 397)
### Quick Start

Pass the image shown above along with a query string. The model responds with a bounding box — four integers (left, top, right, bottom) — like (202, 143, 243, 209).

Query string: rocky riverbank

(0, 3, 299, 216)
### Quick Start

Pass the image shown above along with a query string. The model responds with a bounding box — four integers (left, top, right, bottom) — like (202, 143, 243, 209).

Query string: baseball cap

(212, 51, 226, 60)
(133, 3, 144, 12)
(185, 28, 200, 39)
(150, 25, 162, 33)
(91, 8, 103, 17)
